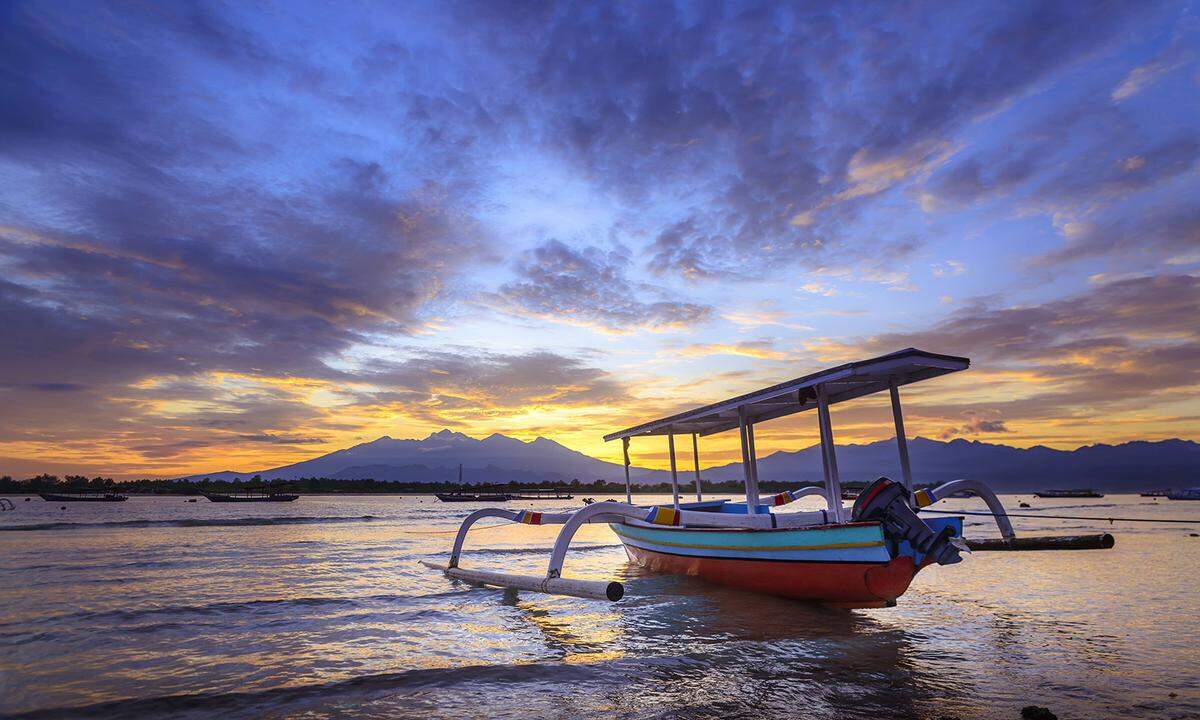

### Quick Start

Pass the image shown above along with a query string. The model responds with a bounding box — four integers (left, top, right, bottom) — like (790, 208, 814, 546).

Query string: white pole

(692, 433, 702, 502)
(422, 561, 623, 602)
(746, 421, 761, 510)
(738, 406, 757, 515)
(818, 407, 832, 496)
(889, 378, 914, 497)
(668, 434, 680, 510)
(622, 437, 632, 504)
(816, 384, 843, 522)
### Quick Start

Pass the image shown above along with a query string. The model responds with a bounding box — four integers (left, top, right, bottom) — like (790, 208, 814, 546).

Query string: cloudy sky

(1, 0, 1197, 478)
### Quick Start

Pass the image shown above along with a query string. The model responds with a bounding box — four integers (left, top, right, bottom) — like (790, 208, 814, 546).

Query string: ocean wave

(0, 593, 450, 634)
(3, 659, 613, 719)
(0, 515, 382, 532)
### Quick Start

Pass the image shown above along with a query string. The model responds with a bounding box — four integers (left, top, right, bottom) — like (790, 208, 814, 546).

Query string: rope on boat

(921, 509, 1200, 524)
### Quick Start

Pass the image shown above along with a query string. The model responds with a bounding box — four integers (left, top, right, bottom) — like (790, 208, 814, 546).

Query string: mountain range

(184, 429, 1200, 492)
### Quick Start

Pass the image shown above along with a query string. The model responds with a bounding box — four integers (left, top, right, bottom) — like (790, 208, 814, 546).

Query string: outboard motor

(852, 477, 962, 566)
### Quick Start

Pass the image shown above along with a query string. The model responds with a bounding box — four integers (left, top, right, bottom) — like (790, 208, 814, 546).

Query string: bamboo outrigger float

(425, 348, 1113, 607)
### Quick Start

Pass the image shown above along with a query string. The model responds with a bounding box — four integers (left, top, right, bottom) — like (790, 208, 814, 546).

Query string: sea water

(1, 494, 1197, 719)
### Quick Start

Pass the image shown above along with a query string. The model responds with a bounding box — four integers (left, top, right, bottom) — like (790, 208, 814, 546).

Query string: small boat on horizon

(433, 465, 575, 502)
(435, 464, 513, 502)
(1166, 487, 1200, 501)
(435, 491, 512, 502)
(1033, 489, 1104, 498)
(506, 487, 574, 501)
(39, 491, 128, 502)
(203, 486, 298, 502)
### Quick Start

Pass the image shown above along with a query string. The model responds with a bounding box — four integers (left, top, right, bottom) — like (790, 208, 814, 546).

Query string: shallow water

(1, 493, 1197, 719)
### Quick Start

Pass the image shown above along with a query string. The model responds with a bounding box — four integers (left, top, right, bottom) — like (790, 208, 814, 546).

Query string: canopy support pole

(738, 407, 757, 515)
(691, 433, 702, 502)
(889, 378, 914, 498)
(816, 384, 843, 522)
(622, 437, 632, 505)
(747, 422, 760, 505)
(668, 434, 680, 511)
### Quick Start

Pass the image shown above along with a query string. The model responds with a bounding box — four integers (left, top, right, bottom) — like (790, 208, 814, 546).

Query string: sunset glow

(1, 2, 1197, 479)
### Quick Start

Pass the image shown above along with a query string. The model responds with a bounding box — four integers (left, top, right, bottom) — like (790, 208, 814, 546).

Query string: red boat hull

(623, 544, 920, 608)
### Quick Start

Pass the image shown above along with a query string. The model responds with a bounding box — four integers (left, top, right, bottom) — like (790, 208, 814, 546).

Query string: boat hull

(435, 493, 511, 502)
(203, 494, 298, 502)
(39, 493, 127, 502)
(611, 521, 922, 608)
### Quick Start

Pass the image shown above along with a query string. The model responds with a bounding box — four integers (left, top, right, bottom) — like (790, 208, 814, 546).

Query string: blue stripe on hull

(610, 522, 893, 563)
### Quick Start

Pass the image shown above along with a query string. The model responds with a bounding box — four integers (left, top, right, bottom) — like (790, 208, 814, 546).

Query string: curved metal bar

(547, 501, 648, 578)
(757, 485, 828, 506)
(921, 478, 1015, 540)
(450, 499, 788, 578)
(449, 508, 518, 567)
(448, 507, 600, 567)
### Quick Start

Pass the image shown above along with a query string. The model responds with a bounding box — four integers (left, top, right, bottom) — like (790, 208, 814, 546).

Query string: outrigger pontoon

(425, 348, 1112, 607)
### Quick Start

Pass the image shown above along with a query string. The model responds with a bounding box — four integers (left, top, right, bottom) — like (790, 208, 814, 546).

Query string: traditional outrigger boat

(1034, 489, 1104, 499)
(203, 486, 298, 502)
(39, 491, 128, 502)
(425, 348, 1113, 607)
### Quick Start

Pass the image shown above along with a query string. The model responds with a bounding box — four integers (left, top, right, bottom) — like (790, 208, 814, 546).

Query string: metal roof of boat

(603, 348, 968, 441)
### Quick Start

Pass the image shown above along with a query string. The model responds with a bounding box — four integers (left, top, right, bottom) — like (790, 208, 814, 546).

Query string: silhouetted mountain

(699, 437, 1200, 491)
(182, 429, 623, 483)
(181, 430, 1199, 491)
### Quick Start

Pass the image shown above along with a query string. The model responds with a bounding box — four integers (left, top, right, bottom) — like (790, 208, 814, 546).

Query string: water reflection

(1, 494, 1197, 719)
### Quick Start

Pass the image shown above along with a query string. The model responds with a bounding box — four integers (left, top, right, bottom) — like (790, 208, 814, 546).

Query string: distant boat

(1166, 488, 1200, 501)
(1140, 490, 1169, 497)
(1033, 489, 1104, 498)
(203, 486, 298, 502)
(435, 491, 512, 502)
(39, 491, 128, 502)
(840, 489, 860, 500)
(432, 465, 572, 502)
(506, 488, 574, 501)
(435, 488, 576, 502)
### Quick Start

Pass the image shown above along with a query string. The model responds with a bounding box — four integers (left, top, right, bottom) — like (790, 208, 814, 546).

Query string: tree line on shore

(0, 473, 846, 495)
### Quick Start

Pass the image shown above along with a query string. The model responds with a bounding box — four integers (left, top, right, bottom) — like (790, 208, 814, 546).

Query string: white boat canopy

(603, 348, 970, 520)
(604, 348, 968, 441)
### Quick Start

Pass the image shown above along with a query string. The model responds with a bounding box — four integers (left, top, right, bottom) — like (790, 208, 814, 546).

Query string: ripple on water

(0, 494, 1197, 719)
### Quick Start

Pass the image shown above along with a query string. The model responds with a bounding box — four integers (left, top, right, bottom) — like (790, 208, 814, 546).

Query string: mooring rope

(921, 508, 1200, 524)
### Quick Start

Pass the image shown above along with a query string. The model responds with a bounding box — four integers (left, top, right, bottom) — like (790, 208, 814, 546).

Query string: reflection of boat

(1034, 489, 1104, 498)
(426, 349, 1113, 607)
(1167, 487, 1200, 500)
(39, 491, 128, 502)
(203, 487, 298, 502)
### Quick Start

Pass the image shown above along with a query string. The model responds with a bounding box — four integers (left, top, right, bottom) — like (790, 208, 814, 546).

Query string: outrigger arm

(914, 478, 1016, 540)
(423, 499, 841, 601)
